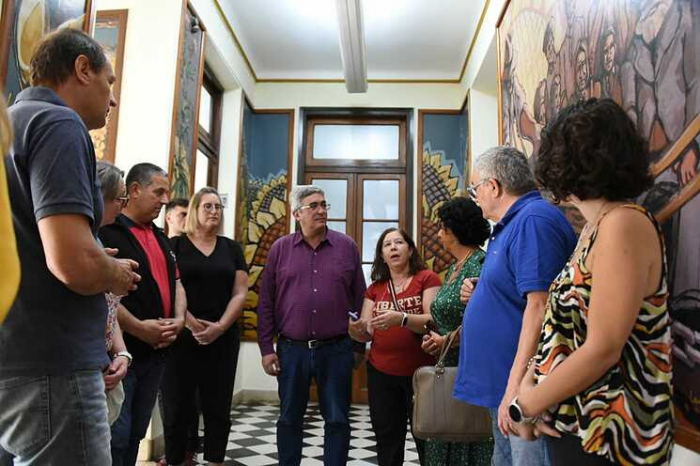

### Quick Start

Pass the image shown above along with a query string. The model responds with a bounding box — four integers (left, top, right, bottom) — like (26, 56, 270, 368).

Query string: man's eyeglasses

(202, 203, 224, 212)
(115, 196, 129, 209)
(466, 179, 491, 200)
(298, 201, 331, 212)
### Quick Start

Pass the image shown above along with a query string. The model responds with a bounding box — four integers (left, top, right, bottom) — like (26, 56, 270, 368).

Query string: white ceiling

(218, 0, 488, 81)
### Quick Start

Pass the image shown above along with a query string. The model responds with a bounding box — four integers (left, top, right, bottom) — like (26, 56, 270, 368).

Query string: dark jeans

(367, 362, 425, 466)
(111, 352, 167, 466)
(276, 336, 354, 466)
(547, 434, 615, 465)
(162, 329, 240, 463)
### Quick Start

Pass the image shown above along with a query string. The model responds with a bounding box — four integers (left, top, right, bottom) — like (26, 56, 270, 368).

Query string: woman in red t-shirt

(349, 228, 441, 466)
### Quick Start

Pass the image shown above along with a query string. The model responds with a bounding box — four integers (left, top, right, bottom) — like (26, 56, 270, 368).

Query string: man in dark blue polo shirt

(454, 147, 576, 466)
(0, 29, 140, 465)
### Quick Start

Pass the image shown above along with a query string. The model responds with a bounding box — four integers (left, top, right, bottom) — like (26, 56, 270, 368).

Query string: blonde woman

(0, 96, 20, 322)
(161, 187, 248, 466)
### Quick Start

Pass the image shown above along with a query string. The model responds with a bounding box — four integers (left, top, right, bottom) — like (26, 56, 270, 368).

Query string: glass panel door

(357, 175, 404, 285)
(306, 173, 355, 240)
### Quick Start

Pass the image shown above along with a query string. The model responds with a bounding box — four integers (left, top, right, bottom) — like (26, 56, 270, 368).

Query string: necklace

(572, 201, 617, 262)
(391, 275, 411, 292)
(447, 248, 476, 284)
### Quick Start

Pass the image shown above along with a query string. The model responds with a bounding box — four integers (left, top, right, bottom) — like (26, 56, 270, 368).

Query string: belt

(279, 334, 347, 349)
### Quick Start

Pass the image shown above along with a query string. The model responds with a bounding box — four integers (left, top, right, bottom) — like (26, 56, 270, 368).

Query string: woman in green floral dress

(421, 197, 494, 466)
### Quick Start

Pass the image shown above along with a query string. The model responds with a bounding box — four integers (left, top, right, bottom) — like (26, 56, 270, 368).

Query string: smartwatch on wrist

(508, 397, 536, 424)
(114, 350, 133, 367)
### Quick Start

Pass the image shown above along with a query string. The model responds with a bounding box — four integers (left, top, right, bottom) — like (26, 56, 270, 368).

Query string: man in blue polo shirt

(454, 146, 576, 466)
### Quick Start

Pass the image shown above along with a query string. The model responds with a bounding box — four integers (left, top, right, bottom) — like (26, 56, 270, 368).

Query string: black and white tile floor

(147, 403, 420, 465)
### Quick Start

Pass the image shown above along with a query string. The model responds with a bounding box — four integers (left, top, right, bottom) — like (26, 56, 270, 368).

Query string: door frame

(298, 108, 415, 235)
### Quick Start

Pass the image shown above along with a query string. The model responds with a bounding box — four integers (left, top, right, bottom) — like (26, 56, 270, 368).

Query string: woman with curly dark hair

(349, 228, 440, 466)
(420, 197, 493, 465)
(512, 98, 673, 465)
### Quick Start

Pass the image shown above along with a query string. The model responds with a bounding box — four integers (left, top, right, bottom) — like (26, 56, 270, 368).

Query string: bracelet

(114, 350, 133, 366)
(400, 312, 409, 327)
(526, 356, 537, 370)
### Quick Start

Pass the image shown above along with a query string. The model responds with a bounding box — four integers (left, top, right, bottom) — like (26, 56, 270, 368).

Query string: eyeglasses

(466, 179, 491, 200)
(202, 203, 224, 212)
(115, 195, 129, 209)
(298, 202, 331, 212)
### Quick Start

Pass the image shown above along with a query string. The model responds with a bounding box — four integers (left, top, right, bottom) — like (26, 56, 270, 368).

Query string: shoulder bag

(412, 327, 493, 442)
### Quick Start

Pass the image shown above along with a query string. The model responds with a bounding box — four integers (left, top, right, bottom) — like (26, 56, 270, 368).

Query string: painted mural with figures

(498, 0, 700, 448)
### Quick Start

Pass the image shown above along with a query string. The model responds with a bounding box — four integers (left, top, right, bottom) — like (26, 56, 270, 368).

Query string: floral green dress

(425, 249, 493, 466)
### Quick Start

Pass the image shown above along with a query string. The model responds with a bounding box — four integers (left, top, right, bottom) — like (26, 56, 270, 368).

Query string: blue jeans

(110, 353, 167, 466)
(489, 408, 550, 466)
(276, 337, 354, 466)
(0, 370, 111, 465)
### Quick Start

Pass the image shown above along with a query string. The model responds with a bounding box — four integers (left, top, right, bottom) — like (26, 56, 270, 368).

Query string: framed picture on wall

(0, 0, 94, 102)
(89, 9, 127, 163)
(167, 0, 207, 201)
(497, 0, 700, 453)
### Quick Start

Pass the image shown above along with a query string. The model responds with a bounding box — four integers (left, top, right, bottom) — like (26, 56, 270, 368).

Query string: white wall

(98, 0, 182, 178)
(470, 89, 498, 162)
(190, 0, 256, 98)
(217, 88, 243, 239)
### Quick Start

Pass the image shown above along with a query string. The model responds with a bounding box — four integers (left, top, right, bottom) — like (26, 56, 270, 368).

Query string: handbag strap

(387, 279, 405, 312)
(436, 326, 461, 368)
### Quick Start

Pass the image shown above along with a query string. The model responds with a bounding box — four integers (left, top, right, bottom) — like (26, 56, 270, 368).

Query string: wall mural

(89, 9, 127, 163)
(168, 2, 205, 200)
(497, 0, 700, 450)
(1, 0, 91, 102)
(235, 104, 292, 342)
(418, 107, 470, 279)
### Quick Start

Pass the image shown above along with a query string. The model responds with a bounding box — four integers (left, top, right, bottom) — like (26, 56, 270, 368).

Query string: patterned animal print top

(534, 204, 673, 465)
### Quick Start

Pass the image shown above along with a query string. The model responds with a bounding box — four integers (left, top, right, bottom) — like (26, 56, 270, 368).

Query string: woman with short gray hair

(96, 160, 130, 425)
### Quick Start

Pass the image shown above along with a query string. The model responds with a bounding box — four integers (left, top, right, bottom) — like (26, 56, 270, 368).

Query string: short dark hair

(30, 28, 107, 86)
(438, 197, 491, 247)
(125, 163, 167, 193)
(535, 98, 653, 203)
(166, 198, 189, 213)
(370, 228, 426, 283)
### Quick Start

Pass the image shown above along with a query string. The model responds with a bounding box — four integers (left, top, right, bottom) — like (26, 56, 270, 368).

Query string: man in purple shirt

(258, 185, 366, 466)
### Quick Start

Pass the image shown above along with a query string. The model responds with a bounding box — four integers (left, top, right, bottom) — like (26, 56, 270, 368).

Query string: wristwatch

(400, 312, 409, 327)
(508, 397, 536, 424)
(114, 350, 133, 366)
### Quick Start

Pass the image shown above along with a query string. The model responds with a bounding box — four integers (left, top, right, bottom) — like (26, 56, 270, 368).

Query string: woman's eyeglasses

(115, 196, 129, 209)
(202, 203, 224, 212)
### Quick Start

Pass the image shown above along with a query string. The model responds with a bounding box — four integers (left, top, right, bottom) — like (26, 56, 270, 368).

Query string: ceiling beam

(335, 0, 368, 93)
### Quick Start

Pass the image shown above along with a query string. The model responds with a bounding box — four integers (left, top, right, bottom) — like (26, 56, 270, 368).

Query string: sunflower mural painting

(235, 108, 293, 341)
(418, 109, 470, 280)
(241, 174, 288, 341)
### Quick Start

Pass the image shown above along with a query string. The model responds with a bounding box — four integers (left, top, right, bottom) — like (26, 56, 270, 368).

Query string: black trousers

(367, 362, 425, 466)
(162, 328, 240, 463)
(547, 434, 616, 465)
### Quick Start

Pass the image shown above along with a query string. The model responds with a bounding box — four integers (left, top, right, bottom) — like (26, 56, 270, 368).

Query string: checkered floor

(186, 403, 420, 465)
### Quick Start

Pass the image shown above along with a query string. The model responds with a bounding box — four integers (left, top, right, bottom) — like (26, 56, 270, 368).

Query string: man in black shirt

(100, 163, 186, 466)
